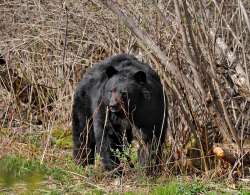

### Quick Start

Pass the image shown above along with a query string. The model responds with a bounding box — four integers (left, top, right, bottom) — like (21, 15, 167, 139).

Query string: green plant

(85, 189, 105, 195)
(0, 155, 75, 192)
(111, 143, 138, 168)
(151, 181, 179, 195)
(151, 180, 207, 195)
(0, 155, 45, 188)
(178, 181, 206, 195)
(239, 189, 250, 195)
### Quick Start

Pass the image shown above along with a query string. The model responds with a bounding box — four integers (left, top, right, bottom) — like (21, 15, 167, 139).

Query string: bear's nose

(109, 99, 122, 112)
(109, 99, 121, 112)
(109, 91, 124, 112)
(109, 105, 121, 112)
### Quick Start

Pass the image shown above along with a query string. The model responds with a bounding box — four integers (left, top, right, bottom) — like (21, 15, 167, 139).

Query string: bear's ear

(133, 71, 146, 84)
(106, 66, 118, 78)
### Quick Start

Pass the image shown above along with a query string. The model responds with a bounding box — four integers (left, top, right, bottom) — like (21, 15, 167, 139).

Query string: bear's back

(79, 54, 161, 89)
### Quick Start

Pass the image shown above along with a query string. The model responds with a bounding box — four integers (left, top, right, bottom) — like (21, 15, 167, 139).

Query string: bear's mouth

(109, 106, 122, 113)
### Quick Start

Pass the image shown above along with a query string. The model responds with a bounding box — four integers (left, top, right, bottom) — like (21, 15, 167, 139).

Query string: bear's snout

(109, 91, 123, 112)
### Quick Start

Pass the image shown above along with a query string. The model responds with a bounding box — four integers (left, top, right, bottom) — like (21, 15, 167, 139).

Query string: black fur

(72, 54, 168, 172)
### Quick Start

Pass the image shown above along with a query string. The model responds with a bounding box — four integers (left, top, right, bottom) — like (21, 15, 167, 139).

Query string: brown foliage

(1, 0, 250, 177)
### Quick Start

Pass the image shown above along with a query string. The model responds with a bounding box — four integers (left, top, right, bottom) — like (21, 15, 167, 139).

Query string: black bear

(72, 54, 168, 172)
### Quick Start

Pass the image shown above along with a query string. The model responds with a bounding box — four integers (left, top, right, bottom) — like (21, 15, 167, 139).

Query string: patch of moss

(51, 128, 73, 149)
(0, 155, 45, 188)
(0, 155, 72, 190)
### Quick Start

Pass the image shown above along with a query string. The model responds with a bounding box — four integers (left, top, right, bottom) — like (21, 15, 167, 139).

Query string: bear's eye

(108, 88, 115, 92)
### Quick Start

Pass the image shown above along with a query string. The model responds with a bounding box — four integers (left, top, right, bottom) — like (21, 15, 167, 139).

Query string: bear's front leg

(72, 95, 95, 166)
(93, 112, 118, 171)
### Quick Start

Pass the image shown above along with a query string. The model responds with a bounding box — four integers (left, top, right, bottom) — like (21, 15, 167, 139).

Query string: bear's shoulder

(75, 54, 162, 97)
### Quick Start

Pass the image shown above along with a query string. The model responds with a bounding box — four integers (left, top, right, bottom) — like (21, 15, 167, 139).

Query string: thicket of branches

(1, 0, 250, 177)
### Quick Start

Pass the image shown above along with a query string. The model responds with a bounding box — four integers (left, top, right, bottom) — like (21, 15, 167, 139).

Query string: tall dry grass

(0, 0, 250, 178)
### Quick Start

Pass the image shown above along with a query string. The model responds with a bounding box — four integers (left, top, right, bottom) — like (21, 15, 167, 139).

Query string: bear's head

(103, 66, 149, 114)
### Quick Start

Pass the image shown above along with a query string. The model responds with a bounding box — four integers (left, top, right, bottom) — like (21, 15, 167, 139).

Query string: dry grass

(1, 0, 250, 193)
